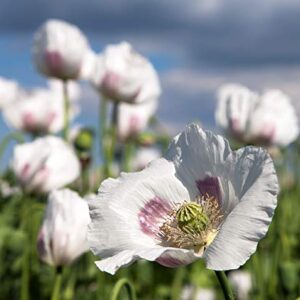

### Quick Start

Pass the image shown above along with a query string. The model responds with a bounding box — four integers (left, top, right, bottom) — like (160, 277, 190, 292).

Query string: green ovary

(176, 202, 209, 234)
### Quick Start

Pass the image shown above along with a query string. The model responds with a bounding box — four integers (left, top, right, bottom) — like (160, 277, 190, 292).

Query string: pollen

(159, 194, 223, 255)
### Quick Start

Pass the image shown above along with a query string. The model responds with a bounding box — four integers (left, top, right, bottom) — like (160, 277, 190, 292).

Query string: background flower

(37, 189, 91, 266)
(215, 84, 299, 146)
(3, 80, 80, 134)
(117, 98, 158, 141)
(12, 136, 80, 193)
(91, 42, 161, 103)
(32, 19, 90, 80)
(215, 84, 259, 139)
(248, 89, 299, 146)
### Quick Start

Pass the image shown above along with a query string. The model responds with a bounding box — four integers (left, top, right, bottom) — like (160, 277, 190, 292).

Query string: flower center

(159, 194, 223, 255)
(176, 202, 209, 234)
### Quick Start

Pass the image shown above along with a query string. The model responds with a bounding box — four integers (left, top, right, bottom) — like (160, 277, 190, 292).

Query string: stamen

(159, 194, 223, 255)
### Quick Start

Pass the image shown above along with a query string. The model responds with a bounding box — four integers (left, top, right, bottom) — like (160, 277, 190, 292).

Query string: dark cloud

(2, 0, 300, 133)
(2, 0, 300, 69)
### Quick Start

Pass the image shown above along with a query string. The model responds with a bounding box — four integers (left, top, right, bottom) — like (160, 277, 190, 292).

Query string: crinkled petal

(165, 124, 236, 210)
(94, 246, 198, 275)
(88, 158, 189, 259)
(204, 146, 278, 270)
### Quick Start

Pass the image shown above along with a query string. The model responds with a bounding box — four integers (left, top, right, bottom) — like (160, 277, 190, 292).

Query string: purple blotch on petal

(156, 255, 185, 268)
(45, 51, 63, 75)
(138, 197, 172, 239)
(196, 176, 222, 203)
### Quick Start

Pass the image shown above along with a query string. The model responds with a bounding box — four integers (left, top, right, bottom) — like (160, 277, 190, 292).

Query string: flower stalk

(51, 266, 63, 300)
(122, 141, 134, 172)
(105, 102, 119, 177)
(215, 271, 235, 300)
(110, 278, 137, 300)
(20, 195, 31, 300)
(100, 97, 108, 177)
(20, 237, 30, 300)
(171, 267, 185, 300)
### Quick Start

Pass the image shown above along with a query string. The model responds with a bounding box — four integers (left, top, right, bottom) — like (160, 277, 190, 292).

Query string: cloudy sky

(1, 0, 300, 139)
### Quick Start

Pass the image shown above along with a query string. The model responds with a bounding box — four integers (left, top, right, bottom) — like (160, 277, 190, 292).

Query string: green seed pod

(74, 128, 94, 152)
(176, 202, 209, 234)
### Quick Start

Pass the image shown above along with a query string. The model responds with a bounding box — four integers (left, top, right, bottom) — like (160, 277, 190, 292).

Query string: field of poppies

(0, 19, 299, 300)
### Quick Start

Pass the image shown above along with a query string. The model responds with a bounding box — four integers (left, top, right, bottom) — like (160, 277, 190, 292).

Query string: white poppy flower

(37, 189, 91, 266)
(3, 81, 80, 134)
(248, 90, 299, 146)
(228, 270, 252, 300)
(117, 98, 157, 141)
(0, 77, 19, 110)
(32, 19, 90, 80)
(88, 124, 278, 274)
(92, 42, 161, 103)
(132, 147, 161, 171)
(12, 136, 80, 193)
(215, 84, 299, 146)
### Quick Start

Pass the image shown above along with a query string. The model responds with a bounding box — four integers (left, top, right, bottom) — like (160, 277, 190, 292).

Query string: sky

(1, 0, 300, 144)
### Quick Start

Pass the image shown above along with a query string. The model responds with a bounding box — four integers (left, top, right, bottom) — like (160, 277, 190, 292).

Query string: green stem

(63, 272, 75, 300)
(20, 195, 30, 300)
(100, 97, 108, 177)
(97, 271, 106, 300)
(51, 266, 63, 300)
(100, 97, 108, 153)
(171, 267, 185, 300)
(20, 237, 30, 300)
(105, 102, 119, 178)
(215, 271, 235, 300)
(252, 254, 264, 300)
(81, 165, 90, 194)
(63, 80, 70, 141)
(122, 141, 134, 172)
(110, 278, 137, 300)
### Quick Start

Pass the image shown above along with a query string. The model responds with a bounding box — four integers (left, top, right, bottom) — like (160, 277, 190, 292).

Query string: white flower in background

(132, 147, 161, 171)
(88, 124, 278, 275)
(228, 270, 252, 300)
(215, 84, 299, 147)
(0, 77, 19, 110)
(37, 189, 91, 266)
(117, 98, 157, 141)
(32, 19, 90, 80)
(12, 136, 80, 193)
(215, 84, 258, 138)
(248, 90, 299, 146)
(181, 285, 215, 300)
(92, 42, 161, 103)
(3, 80, 80, 134)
